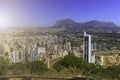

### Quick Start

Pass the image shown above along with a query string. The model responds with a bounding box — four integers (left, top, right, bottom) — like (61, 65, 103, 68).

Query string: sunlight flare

(0, 12, 13, 30)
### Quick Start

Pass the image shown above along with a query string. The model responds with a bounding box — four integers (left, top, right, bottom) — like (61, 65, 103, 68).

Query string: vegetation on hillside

(0, 57, 48, 75)
(53, 55, 120, 80)
(0, 55, 119, 80)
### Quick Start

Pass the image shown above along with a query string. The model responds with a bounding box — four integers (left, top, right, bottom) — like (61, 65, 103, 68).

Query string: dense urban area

(0, 26, 119, 80)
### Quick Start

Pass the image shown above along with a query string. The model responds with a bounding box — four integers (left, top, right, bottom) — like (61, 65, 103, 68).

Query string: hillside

(53, 19, 120, 33)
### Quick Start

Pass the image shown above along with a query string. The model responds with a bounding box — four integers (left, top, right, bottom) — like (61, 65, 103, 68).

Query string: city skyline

(0, 0, 120, 27)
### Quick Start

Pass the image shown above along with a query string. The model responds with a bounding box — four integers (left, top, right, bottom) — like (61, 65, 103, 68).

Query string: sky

(0, 0, 120, 27)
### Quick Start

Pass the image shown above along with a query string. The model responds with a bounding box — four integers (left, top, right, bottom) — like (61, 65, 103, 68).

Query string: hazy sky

(0, 0, 120, 27)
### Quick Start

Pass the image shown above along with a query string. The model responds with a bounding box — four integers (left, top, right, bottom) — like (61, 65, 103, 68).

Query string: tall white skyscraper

(12, 51, 16, 63)
(66, 41, 71, 52)
(83, 32, 91, 63)
(30, 48, 36, 61)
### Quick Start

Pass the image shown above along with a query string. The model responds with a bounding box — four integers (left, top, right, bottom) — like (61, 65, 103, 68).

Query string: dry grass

(50, 67, 83, 77)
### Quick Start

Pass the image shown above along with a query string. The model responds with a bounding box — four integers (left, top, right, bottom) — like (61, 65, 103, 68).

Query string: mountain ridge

(53, 19, 119, 28)
(52, 19, 120, 33)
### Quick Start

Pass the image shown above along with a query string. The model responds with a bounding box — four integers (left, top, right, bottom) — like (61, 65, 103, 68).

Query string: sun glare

(0, 12, 12, 30)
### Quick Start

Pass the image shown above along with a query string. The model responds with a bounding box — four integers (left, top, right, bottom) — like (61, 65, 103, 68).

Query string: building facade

(83, 32, 92, 63)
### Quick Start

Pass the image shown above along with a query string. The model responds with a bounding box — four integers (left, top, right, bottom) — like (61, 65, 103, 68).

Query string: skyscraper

(30, 48, 36, 61)
(83, 32, 91, 63)
(12, 51, 16, 63)
(66, 41, 71, 52)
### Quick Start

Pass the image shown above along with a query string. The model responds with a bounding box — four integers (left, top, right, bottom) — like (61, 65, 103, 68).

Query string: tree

(0, 57, 9, 75)
(53, 55, 83, 72)
(25, 61, 48, 75)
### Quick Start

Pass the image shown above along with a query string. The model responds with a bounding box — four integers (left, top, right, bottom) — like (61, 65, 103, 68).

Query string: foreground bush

(53, 55, 120, 80)
(11, 61, 49, 75)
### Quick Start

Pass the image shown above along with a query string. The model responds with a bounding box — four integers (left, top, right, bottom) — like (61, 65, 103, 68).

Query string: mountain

(53, 19, 78, 29)
(80, 20, 117, 29)
(53, 19, 120, 33)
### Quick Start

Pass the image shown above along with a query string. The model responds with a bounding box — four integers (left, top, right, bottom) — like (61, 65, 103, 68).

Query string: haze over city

(0, 0, 120, 80)
(0, 0, 120, 28)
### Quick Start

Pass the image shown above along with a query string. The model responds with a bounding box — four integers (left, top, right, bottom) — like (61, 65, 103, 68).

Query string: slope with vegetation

(53, 55, 120, 80)
(0, 55, 119, 80)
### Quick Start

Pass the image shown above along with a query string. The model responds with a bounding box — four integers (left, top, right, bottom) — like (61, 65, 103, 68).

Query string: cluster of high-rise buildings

(0, 31, 95, 64)
(0, 31, 93, 63)
(0, 33, 75, 63)
(2, 31, 119, 66)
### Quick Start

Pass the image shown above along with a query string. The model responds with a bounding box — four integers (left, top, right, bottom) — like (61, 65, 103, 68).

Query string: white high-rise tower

(83, 31, 91, 63)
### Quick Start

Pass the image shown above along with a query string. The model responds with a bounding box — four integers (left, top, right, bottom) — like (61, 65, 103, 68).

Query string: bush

(27, 61, 48, 75)
(8, 61, 49, 75)
(53, 55, 120, 79)
(53, 55, 83, 71)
